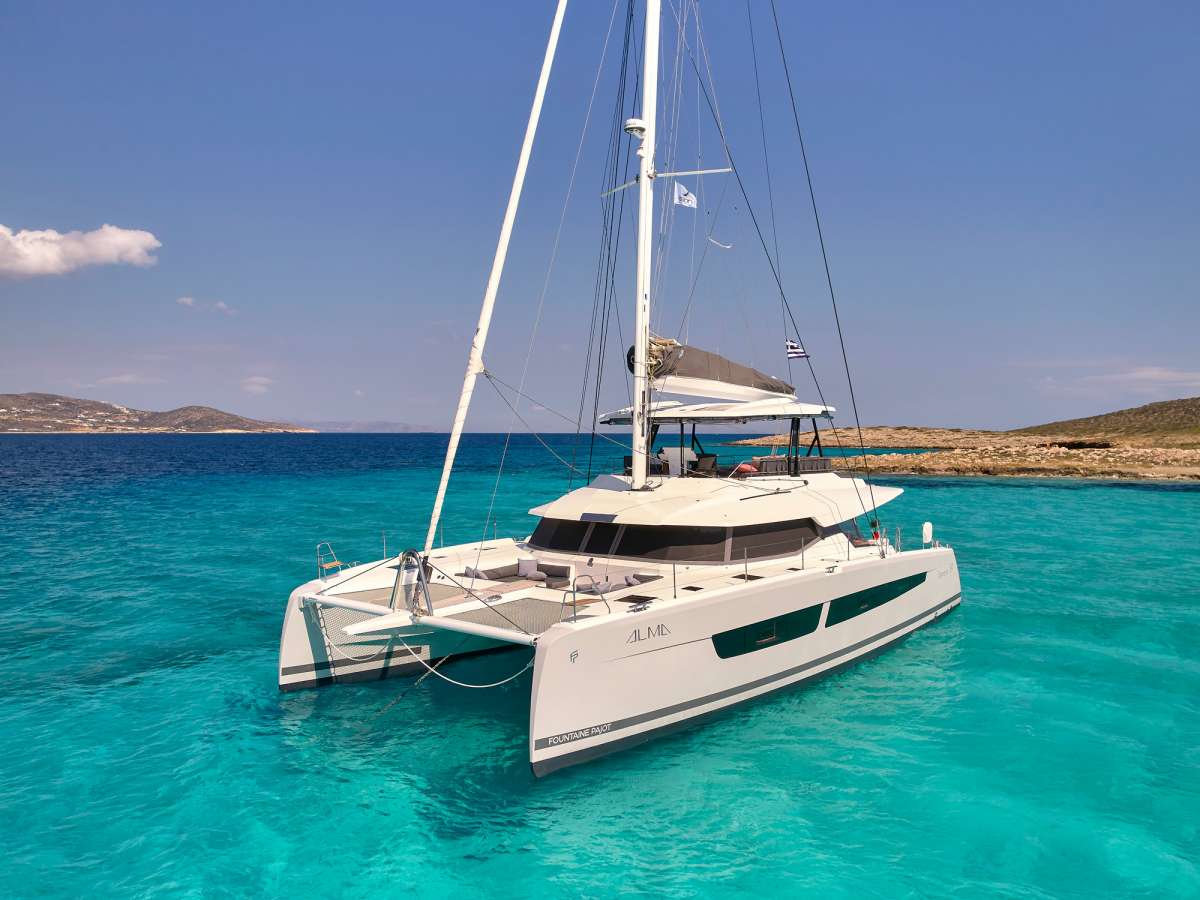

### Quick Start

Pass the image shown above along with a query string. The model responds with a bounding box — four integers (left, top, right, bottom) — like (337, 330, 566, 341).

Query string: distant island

(296, 419, 426, 433)
(726, 397, 1200, 481)
(0, 393, 314, 433)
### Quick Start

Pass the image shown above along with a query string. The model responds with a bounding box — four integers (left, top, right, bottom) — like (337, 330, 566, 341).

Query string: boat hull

(277, 581, 507, 691)
(528, 547, 961, 775)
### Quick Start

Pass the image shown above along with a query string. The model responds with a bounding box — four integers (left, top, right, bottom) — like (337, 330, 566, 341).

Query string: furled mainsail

(626, 337, 794, 401)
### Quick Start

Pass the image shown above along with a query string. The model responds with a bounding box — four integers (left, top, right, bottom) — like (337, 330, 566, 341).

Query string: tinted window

(729, 519, 821, 561)
(528, 518, 589, 552)
(614, 525, 727, 562)
(825, 572, 927, 627)
(712, 605, 822, 659)
(582, 522, 619, 555)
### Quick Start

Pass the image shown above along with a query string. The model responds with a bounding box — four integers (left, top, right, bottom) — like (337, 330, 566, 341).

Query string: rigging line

(686, 10, 699, 344)
(389, 634, 534, 690)
(483, 373, 586, 476)
(473, 0, 622, 563)
(372, 635, 470, 719)
(673, 175, 731, 340)
(571, 0, 637, 487)
(587, 35, 641, 480)
(729, 204, 758, 361)
(495, 361, 823, 497)
(669, 1, 871, 519)
(676, 4, 870, 519)
(486, 369, 640, 456)
(768, 0, 878, 521)
(588, 136, 635, 475)
(651, 0, 691, 321)
(425, 559, 533, 634)
(746, 0, 792, 385)
(311, 551, 399, 595)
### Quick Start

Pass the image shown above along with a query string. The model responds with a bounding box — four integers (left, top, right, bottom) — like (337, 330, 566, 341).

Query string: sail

(627, 337, 794, 401)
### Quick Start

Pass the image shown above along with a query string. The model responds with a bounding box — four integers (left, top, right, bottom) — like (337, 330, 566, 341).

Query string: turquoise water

(2, 434, 1198, 898)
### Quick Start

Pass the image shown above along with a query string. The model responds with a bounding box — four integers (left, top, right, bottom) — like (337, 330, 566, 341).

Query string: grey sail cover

(626, 338, 794, 400)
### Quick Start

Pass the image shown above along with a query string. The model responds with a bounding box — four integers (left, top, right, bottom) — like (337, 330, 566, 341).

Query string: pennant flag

(673, 181, 697, 209)
(785, 339, 809, 359)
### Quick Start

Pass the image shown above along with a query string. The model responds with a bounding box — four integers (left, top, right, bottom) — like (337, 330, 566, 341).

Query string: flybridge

(529, 472, 901, 529)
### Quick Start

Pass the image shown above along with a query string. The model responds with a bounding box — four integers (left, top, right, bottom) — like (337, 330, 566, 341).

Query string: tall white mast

(424, 0, 569, 554)
(629, 0, 661, 490)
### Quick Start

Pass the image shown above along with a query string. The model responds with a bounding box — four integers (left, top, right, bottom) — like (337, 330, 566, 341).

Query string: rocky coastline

(726, 419, 1200, 481)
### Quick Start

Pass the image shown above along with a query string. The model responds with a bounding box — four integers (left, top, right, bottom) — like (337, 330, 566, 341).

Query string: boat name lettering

(545, 722, 613, 746)
(627, 623, 672, 643)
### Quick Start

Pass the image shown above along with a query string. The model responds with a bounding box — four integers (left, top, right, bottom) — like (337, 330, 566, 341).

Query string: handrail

(561, 574, 612, 621)
(315, 541, 345, 581)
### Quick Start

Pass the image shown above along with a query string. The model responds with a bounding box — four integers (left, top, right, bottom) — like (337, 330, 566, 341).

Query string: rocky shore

(845, 445, 1200, 481)
(726, 409, 1200, 480)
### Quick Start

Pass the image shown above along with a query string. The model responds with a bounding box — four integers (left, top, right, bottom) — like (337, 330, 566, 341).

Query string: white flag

(674, 181, 697, 209)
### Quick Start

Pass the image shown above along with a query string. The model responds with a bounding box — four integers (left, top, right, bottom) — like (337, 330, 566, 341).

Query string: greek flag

(785, 339, 809, 359)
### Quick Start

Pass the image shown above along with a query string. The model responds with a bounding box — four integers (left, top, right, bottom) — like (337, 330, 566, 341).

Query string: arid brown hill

(1012, 396, 1200, 447)
(0, 393, 314, 433)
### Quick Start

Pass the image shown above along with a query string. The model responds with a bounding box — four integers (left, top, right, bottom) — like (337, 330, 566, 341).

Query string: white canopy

(530, 471, 896, 529)
(599, 397, 834, 426)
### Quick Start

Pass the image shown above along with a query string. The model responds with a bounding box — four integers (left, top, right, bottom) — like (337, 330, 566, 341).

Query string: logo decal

(627, 623, 672, 644)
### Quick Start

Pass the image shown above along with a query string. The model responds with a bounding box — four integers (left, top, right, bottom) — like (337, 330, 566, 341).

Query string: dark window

(729, 519, 821, 561)
(712, 604, 822, 659)
(528, 518, 590, 553)
(830, 518, 872, 548)
(582, 522, 620, 556)
(825, 572, 927, 627)
(613, 524, 727, 562)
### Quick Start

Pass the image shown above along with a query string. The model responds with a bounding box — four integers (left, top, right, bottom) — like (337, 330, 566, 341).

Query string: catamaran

(278, 0, 961, 776)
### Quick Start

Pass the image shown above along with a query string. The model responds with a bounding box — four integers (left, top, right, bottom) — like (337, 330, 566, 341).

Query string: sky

(1, 0, 1197, 431)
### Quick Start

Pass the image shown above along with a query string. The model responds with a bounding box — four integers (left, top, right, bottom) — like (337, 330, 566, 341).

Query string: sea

(1, 434, 1197, 898)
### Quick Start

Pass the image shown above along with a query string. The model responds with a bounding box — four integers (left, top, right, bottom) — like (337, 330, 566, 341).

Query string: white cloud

(176, 296, 235, 315)
(0, 223, 161, 278)
(241, 375, 273, 395)
(98, 373, 164, 385)
(1082, 366, 1200, 392)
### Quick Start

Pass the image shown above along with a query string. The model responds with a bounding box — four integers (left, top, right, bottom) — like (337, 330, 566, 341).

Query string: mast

(629, 0, 660, 490)
(423, 0, 569, 554)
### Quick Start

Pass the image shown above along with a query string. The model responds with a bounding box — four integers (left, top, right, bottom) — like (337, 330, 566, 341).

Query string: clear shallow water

(1, 434, 1198, 899)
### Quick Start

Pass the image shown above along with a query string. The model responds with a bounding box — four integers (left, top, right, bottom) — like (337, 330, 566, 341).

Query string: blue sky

(2, 1, 1197, 430)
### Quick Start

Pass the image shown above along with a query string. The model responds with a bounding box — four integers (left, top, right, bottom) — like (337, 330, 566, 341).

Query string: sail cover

(627, 337, 794, 401)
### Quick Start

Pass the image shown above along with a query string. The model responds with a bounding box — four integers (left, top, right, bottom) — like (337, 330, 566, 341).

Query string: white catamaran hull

(278, 580, 509, 691)
(528, 547, 960, 775)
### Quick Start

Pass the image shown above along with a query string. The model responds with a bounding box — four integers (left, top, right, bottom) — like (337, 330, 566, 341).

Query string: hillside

(1012, 397, 1200, 446)
(723, 396, 1200, 480)
(0, 393, 314, 433)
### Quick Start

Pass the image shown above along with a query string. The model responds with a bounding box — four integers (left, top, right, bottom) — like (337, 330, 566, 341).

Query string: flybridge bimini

(278, 0, 961, 776)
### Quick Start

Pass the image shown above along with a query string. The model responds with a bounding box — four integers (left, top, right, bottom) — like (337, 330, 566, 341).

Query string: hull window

(712, 604, 822, 659)
(825, 572, 927, 627)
